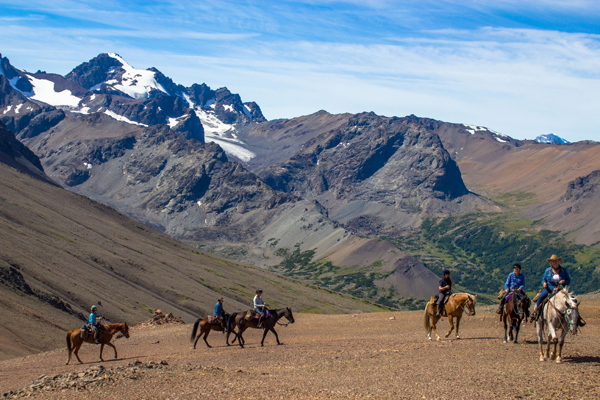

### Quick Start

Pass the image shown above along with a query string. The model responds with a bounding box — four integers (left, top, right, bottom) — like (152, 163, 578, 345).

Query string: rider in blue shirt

(496, 264, 525, 315)
(89, 305, 103, 344)
(214, 297, 226, 332)
(531, 254, 570, 321)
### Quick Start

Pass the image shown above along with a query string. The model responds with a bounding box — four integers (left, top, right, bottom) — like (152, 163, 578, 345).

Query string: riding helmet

(443, 269, 450, 275)
(91, 305, 98, 311)
(256, 289, 263, 294)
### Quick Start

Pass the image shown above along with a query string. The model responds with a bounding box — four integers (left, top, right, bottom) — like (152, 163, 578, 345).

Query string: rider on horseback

(254, 289, 268, 328)
(436, 270, 454, 317)
(89, 305, 103, 344)
(531, 254, 570, 322)
(496, 263, 525, 315)
(214, 297, 227, 333)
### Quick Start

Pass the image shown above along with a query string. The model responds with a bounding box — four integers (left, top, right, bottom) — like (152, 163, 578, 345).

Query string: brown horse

(190, 313, 232, 349)
(235, 307, 294, 348)
(66, 323, 130, 364)
(502, 291, 530, 344)
(424, 293, 477, 340)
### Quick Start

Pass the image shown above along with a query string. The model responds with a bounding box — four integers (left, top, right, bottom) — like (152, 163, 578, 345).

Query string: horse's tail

(227, 313, 237, 332)
(66, 330, 73, 352)
(424, 307, 431, 333)
(190, 319, 201, 342)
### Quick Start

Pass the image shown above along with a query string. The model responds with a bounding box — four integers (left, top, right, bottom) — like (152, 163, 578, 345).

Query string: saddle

(209, 315, 221, 324)
(431, 295, 451, 317)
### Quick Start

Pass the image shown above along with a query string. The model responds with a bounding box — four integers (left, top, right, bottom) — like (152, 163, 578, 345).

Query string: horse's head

(120, 322, 130, 339)
(465, 294, 477, 316)
(559, 288, 580, 335)
(517, 295, 531, 318)
(284, 307, 295, 324)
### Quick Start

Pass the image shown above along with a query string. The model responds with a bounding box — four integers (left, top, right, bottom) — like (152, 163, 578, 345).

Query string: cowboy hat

(547, 254, 562, 262)
(217, 297, 224, 301)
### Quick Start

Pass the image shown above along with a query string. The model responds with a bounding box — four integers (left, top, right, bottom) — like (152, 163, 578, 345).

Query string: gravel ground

(1, 304, 599, 399)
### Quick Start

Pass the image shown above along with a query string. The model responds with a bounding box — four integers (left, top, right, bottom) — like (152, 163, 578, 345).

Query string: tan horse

(66, 323, 130, 364)
(424, 293, 477, 340)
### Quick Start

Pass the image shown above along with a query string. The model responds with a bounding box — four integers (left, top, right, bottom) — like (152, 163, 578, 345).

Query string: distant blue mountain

(534, 133, 570, 144)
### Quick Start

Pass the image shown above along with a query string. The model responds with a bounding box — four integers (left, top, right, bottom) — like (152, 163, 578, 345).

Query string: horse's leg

(74, 339, 84, 364)
(503, 314, 508, 343)
(203, 327, 212, 348)
(104, 341, 117, 359)
(536, 321, 545, 361)
(445, 315, 454, 338)
(193, 333, 201, 349)
(455, 315, 462, 339)
(431, 315, 441, 341)
(237, 326, 245, 348)
(547, 324, 557, 360)
(99, 343, 105, 362)
(513, 319, 521, 344)
(66, 333, 73, 365)
(556, 330, 567, 363)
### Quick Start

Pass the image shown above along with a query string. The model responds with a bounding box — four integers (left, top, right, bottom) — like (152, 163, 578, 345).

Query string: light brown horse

(66, 323, 130, 364)
(424, 293, 477, 340)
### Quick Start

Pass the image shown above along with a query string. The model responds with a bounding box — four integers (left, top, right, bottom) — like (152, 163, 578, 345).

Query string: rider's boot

(94, 331, 100, 344)
(496, 303, 503, 315)
(436, 304, 442, 317)
(530, 306, 540, 323)
(257, 315, 263, 328)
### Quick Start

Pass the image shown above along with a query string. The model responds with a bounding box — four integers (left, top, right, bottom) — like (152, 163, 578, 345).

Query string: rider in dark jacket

(436, 270, 454, 317)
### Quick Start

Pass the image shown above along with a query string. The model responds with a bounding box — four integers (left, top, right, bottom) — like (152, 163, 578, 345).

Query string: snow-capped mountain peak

(534, 133, 570, 145)
(101, 53, 169, 99)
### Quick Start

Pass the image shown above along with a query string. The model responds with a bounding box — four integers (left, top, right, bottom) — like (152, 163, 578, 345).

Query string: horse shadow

(563, 355, 600, 365)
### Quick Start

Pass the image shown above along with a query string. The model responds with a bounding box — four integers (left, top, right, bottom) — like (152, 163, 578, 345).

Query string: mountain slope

(0, 158, 388, 360)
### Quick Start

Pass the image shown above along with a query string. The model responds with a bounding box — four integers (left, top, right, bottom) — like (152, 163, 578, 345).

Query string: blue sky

(1, 0, 600, 142)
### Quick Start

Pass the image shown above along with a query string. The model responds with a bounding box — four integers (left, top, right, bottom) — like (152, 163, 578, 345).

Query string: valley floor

(1, 299, 599, 399)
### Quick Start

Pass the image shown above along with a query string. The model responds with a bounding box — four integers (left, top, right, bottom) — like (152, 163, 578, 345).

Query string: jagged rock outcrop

(561, 170, 600, 205)
(0, 120, 51, 183)
(65, 53, 123, 90)
(261, 112, 468, 202)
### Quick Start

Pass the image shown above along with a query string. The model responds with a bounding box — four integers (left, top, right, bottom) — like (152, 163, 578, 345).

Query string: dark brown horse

(235, 307, 294, 348)
(502, 291, 530, 344)
(190, 313, 232, 349)
(66, 323, 130, 364)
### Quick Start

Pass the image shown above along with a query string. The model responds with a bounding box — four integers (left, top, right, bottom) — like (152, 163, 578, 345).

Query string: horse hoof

(556, 358, 561, 364)
(436, 337, 440, 341)
(513, 341, 518, 345)
(539, 357, 545, 362)
(503, 340, 507, 343)
(455, 336, 460, 340)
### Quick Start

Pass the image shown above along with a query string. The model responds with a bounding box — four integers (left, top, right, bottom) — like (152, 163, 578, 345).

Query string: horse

(536, 287, 581, 363)
(66, 323, 130, 365)
(502, 291, 530, 344)
(190, 312, 232, 349)
(424, 293, 477, 341)
(235, 307, 295, 348)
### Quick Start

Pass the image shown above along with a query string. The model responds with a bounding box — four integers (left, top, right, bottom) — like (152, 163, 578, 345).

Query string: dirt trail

(1, 304, 599, 399)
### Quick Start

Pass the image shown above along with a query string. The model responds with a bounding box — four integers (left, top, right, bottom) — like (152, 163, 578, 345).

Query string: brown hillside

(0, 162, 385, 360)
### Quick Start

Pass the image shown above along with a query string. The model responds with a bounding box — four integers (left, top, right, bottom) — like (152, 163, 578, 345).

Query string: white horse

(535, 287, 581, 363)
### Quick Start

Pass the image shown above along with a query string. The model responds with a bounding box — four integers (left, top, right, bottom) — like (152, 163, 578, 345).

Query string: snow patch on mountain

(103, 109, 148, 126)
(195, 109, 255, 162)
(105, 53, 169, 99)
(26, 75, 82, 107)
(534, 134, 570, 145)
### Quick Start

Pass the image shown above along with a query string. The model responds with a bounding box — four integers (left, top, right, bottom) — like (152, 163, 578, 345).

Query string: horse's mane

(559, 287, 578, 304)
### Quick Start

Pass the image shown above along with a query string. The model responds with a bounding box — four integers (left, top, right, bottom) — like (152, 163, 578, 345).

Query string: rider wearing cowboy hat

(531, 254, 570, 321)
(214, 297, 227, 332)
(496, 263, 525, 315)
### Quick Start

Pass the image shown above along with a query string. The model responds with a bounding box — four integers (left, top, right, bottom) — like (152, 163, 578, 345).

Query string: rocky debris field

(133, 310, 186, 329)
(1, 299, 599, 399)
